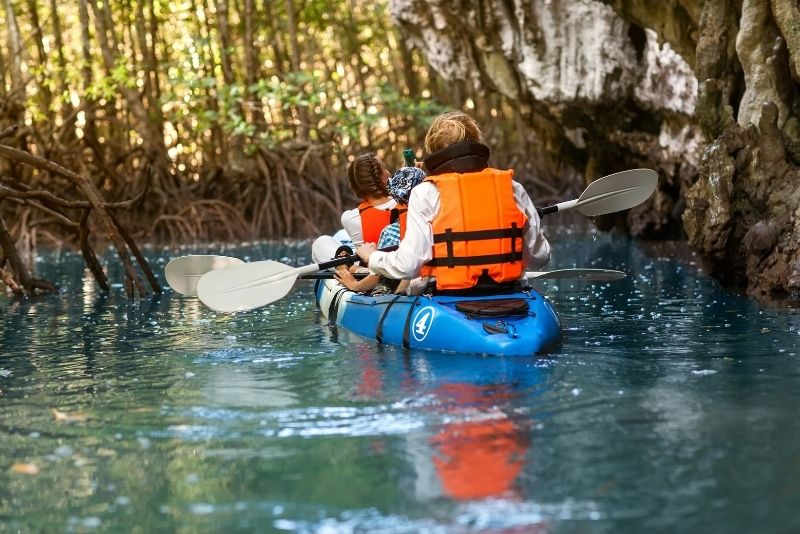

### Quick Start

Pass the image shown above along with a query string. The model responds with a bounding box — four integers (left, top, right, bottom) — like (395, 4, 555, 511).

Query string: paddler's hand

(356, 242, 377, 264)
(334, 268, 358, 290)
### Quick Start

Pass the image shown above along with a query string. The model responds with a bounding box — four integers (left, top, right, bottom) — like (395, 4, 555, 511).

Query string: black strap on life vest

(426, 252, 523, 268)
(431, 225, 523, 244)
(428, 222, 523, 268)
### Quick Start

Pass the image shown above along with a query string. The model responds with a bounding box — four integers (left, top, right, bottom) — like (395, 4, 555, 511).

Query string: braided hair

(347, 153, 390, 200)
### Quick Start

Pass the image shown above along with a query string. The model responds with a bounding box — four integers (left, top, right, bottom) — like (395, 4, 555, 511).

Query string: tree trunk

(25, 0, 53, 117)
(90, 0, 174, 198)
(134, 0, 158, 115)
(50, 0, 75, 141)
(262, 0, 288, 75)
(284, 0, 301, 72)
(242, 0, 266, 130)
(77, 0, 99, 145)
(3, 0, 24, 89)
(214, 0, 238, 87)
(284, 0, 309, 139)
(2, 0, 26, 142)
(146, 0, 163, 104)
(397, 37, 419, 98)
(0, 33, 7, 96)
(261, 0, 288, 127)
(212, 0, 249, 172)
(192, 0, 227, 165)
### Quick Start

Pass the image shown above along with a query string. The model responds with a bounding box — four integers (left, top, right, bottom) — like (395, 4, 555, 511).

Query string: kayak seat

(455, 298, 529, 318)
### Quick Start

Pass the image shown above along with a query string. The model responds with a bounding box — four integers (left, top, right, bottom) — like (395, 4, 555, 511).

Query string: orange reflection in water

(431, 417, 526, 500)
(430, 383, 528, 501)
(352, 350, 536, 505)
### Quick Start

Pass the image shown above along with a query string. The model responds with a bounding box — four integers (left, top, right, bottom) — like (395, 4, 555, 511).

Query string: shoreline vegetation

(0, 0, 570, 298)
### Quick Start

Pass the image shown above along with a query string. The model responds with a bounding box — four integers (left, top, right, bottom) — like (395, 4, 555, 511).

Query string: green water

(2, 233, 800, 533)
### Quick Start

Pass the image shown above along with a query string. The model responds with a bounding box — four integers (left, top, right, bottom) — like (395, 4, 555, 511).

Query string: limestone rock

(390, 0, 700, 238)
(392, 0, 800, 302)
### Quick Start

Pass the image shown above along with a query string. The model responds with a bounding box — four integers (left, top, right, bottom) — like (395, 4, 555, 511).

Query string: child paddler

(311, 152, 398, 269)
(334, 166, 426, 294)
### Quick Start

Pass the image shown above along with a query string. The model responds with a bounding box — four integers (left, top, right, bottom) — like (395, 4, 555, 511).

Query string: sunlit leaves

(0, 0, 441, 173)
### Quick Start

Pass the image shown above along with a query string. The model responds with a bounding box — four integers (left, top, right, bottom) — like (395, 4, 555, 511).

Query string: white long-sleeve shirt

(368, 179, 550, 279)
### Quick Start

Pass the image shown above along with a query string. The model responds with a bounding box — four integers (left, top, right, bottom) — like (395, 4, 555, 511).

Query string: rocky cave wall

(391, 0, 800, 301)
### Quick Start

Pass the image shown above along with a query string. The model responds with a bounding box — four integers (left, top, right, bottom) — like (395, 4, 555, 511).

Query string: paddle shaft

(316, 244, 398, 271)
(300, 268, 626, 282)
(537, 200, 577, 217)
(220, 244, 398, 294)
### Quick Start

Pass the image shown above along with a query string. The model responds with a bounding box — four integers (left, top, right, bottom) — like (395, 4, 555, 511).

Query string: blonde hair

(424, 111, 483, 154)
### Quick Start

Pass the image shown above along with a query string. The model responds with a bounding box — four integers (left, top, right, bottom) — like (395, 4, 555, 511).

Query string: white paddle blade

(196, 260, 298, 313)
(576, 169, 658, 216)
(527, 268, 626, 282)
(165, 255, 244, 296)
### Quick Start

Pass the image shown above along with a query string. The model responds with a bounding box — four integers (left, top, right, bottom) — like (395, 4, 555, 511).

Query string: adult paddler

(356, 110, 550, 294)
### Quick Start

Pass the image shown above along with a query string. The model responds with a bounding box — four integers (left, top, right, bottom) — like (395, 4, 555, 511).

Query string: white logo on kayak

(412, 306, 435, 342)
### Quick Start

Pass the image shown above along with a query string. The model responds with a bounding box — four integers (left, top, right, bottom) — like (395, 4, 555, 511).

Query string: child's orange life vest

(358, 201, 407, 243)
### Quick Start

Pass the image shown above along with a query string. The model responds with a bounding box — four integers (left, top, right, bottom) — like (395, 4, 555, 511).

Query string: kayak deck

(314, 278, 562, 356)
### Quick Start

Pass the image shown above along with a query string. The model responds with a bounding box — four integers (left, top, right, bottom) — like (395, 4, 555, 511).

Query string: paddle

(537, 168, 657, 217)
(197, 259, 628, 312)
(528, 268, 625, 281)
(167, 168, 655, 293)
(165, 255, 243, 296)
(297, 268, 626, 282)
(196, 248, 394, 313)
(166, 260, 626, 297)
(188, 168, 653, 312)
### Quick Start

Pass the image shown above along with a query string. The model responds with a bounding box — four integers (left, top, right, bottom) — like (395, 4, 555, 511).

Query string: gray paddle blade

(576, 169, 658, 216)
(165, 255, 244, 296)
(196, 260, 298, 313)
(526, 268, 626, 281)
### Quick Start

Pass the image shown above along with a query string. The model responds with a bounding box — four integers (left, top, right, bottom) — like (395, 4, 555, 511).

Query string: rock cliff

(392, 0, 800, 301)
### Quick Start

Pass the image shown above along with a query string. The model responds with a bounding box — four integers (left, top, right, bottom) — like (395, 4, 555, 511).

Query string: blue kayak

(313, 278, 562, 356)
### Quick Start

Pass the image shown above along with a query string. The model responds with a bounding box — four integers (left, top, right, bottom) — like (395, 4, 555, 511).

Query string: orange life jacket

(357, 201, 407, 243)
(420, 168, 527, 290)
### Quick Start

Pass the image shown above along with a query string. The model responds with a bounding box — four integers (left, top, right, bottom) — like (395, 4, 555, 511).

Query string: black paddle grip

(316, 245, 399, 271)
(537, 205, 558, 218)
(300, 271, 370, 280)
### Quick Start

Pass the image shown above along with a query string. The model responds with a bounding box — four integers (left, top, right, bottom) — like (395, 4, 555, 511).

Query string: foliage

(0, 0, 522, 241)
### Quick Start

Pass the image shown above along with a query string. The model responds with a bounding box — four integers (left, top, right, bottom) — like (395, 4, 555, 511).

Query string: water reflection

(429, 385, 529, 501)
(2, 235, 800, 532)
(346, 345, 549, 506)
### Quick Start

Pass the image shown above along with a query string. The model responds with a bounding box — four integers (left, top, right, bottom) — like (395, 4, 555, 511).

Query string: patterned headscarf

(388, 167, 426, 204)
